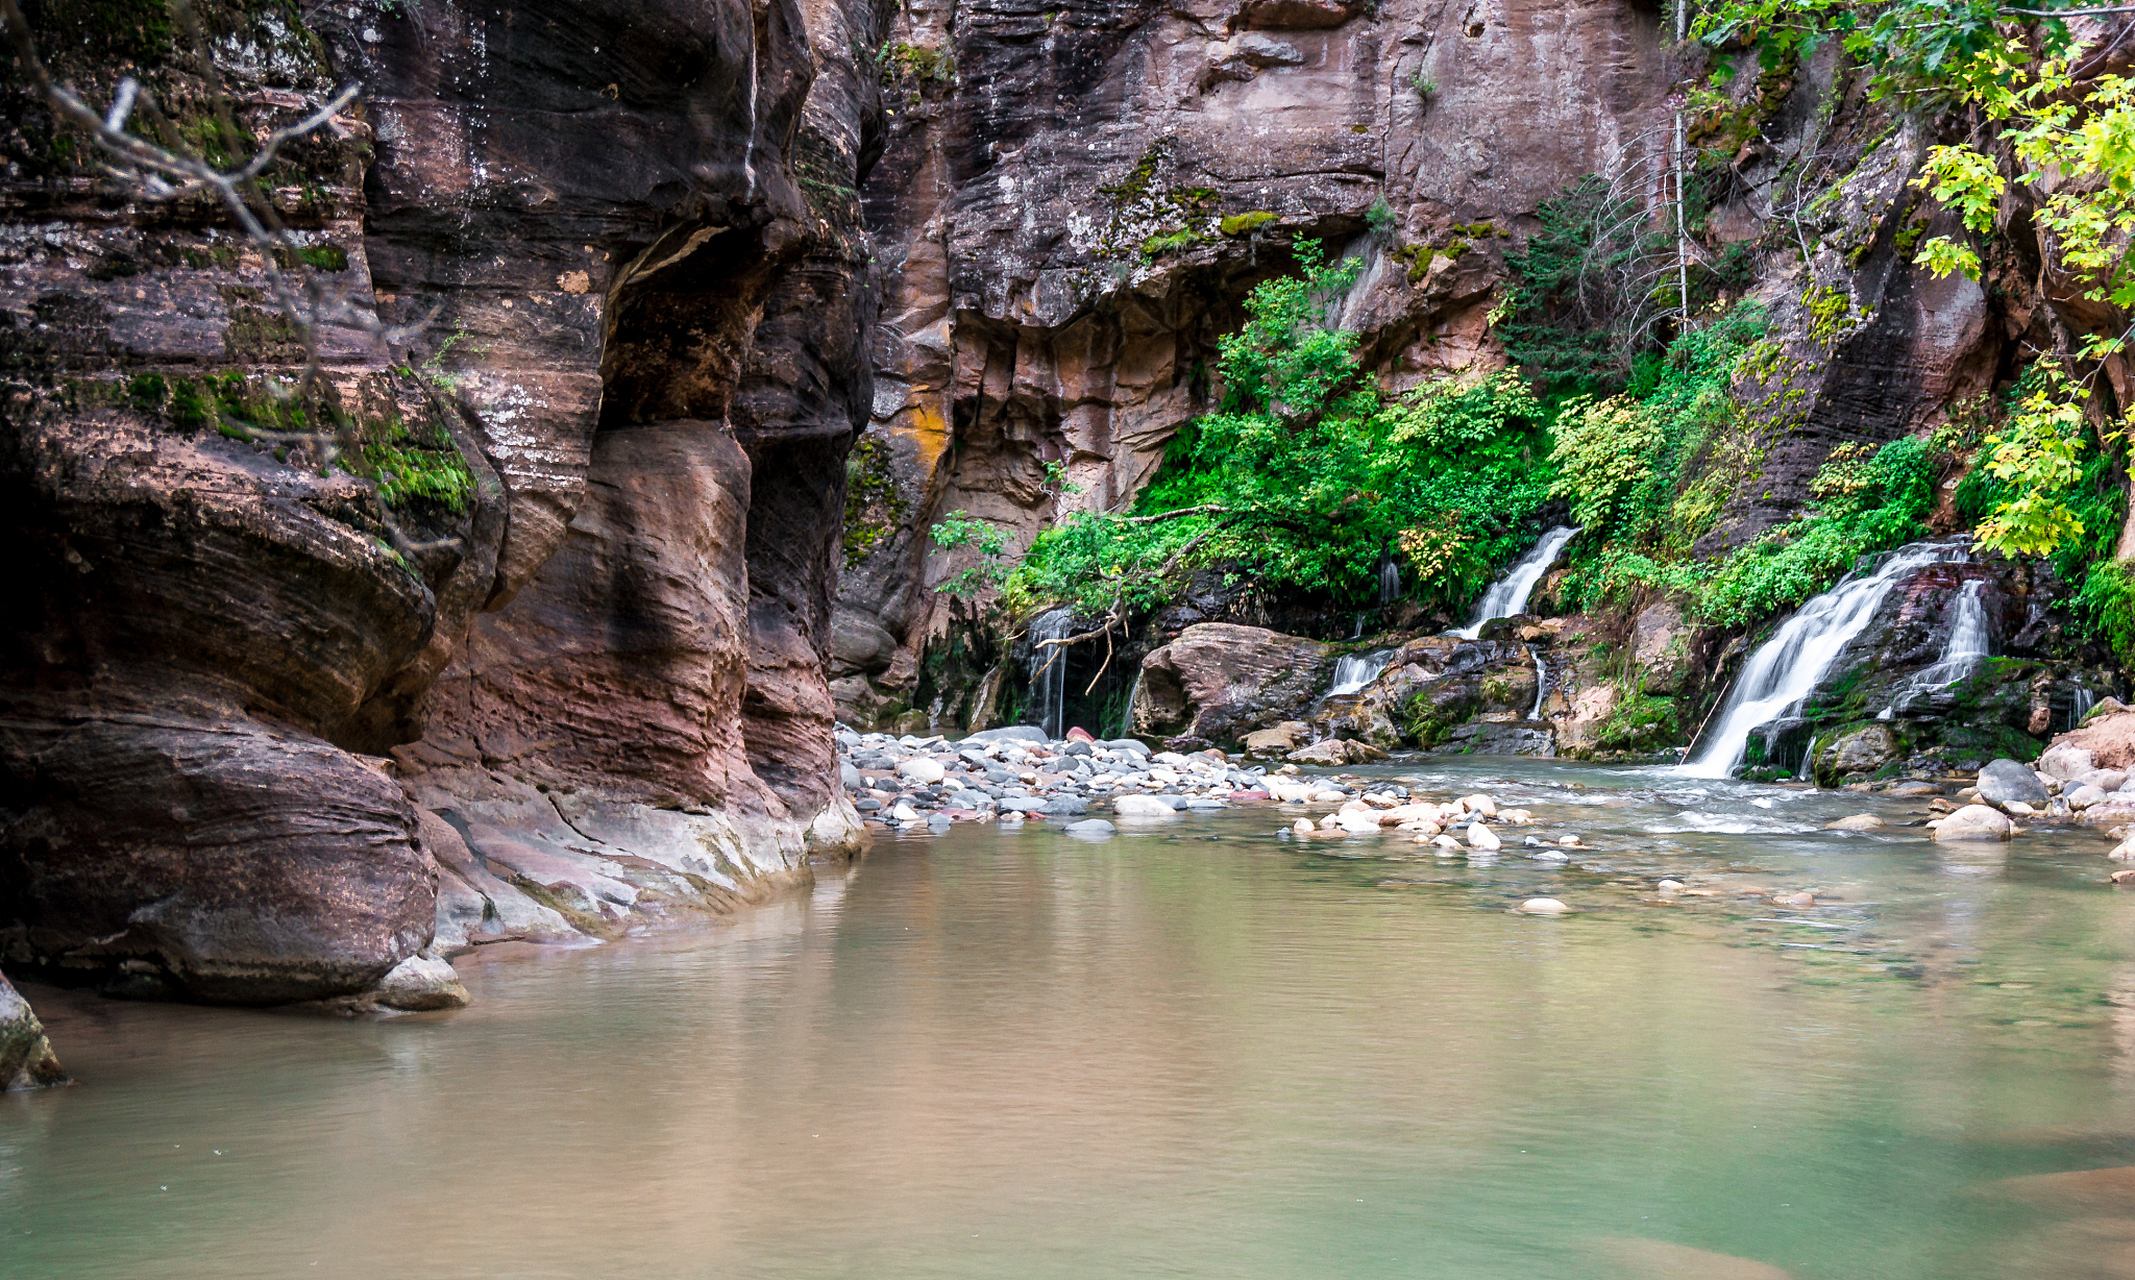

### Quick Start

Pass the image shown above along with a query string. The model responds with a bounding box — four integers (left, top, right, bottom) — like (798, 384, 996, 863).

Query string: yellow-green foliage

(878, 41, 955, 85)
(1802, 284, 1851, 342)
(843, 437, 908, 566)
(1549, 395, 1665, 529)
(1220, 210, 1279, 236)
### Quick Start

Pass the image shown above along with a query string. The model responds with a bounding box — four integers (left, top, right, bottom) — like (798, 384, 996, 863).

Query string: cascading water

(1876, 580, 1988, 720)
(1530, 652, 1549, 721)
(1451, 526, 1581, 639)
(1378, 557, 1402, 606)
(1325, 649, 1397, 698)
(1679, 541, 1969, 779)
(1027, 607, 1074, 738)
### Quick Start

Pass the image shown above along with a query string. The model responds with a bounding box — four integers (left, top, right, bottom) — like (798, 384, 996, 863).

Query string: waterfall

(1876, 580, 1988, 720)
(1027, 607, 1074, 739)
(1325, 649, 1396, 698)
(1679, 541, 1968, 779)
(1451, 526, 1581, 639)
(1530, 651, 1548, 720)
(2073, 686, 2096, 731)
(1378, 556, 1402, 606)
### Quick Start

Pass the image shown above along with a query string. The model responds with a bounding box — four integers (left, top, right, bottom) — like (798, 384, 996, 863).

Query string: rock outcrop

(1, 0, 882, 1002)
(833, 0, 1681, 724)
(0, 971, 66, 1091)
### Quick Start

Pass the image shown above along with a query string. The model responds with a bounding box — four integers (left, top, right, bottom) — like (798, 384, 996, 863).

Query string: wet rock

(1063, 819, 1116, 840)
(1132, 625, 1335, 747)
(368, 953, 471, 1013)
(1335, 809, 1383, 834)
(966, 727, 1052, 745)
(1978, 758, 2051, 807)
(1825, 814, 1886, 830)
(1241, 724, 1308, 758)
(1816, 725, 1902, 781)
(1935, 804, 2014, 842)
(0, 973, 66, 1091)
(1466, 822, 1502, 850)
(1519, 898, 1570, 915)
(2075, 768, 2128, 793)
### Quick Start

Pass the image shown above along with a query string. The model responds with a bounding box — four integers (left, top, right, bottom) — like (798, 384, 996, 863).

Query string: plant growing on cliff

(931, 511, 1012, 599)
(1009, 241, 1555, 617)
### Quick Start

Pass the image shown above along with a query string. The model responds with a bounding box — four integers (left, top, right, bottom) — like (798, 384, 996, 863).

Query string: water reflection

(2, 756, 2134, 1280)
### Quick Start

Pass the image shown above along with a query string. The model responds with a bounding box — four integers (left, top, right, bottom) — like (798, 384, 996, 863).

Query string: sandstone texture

(2, 0, 883, 1003)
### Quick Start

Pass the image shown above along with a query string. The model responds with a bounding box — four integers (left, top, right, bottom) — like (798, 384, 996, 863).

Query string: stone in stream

(1935, 804, 2014, 842)
(897, 757, 947, 784)
(366, 953, 472, 1013)
(1519, 898, 1570, 915)
(1114, 795, 1182, 817)
(963, 727, 1051, 745)
(1063, 819, 1116, 840)
(2112, 838, 2135, 861)
(1295, 818, 1317, 834)
(1824, 814, 1885, 830)
(2065, 784, 2109, 810)
(1977, 758, 2051, 807)
(1532, 850, 1569, 863)
(1335, 809, 1383, 834)
(0, 973, 66, 1091)
(1466, 822, 1502, 850)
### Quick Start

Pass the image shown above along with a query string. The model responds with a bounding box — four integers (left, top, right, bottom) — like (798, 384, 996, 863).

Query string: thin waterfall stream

(1026, 607, 1074, 739)
(1679, 541, 1970, 779)
(1451, 525, 1580, 639)
(1877, 579, 1988, 720)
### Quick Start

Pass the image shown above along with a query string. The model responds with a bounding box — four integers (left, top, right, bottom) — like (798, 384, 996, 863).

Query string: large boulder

(1132, 625, 1336, 747)
(1812, 723, 1903, 785)
(0, 972, 65, 1091)
(1977, 758, 2052, 807)
(1935, 804, 2014, 843)
(2039, 709, 2135, 775)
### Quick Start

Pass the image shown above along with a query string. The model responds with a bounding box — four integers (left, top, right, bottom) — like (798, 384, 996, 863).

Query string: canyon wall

(0, 0, 881, 1010)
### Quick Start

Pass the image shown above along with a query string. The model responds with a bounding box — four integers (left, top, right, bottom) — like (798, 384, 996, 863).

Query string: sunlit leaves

(1972, 369, 2092, 558)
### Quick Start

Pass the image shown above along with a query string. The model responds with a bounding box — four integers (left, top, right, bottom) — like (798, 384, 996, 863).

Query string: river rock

(1114, 795, 1182, 817)
(1825, 814, 1885, 830)
(1519, 898, 1570, 915)
(2066, 784, 2109, 810)
(1241, 725, 1306, 758)
(0, 973, 66, 1091)
(367, 953, 472, 1013)
(1978, 758, 2051, 807)
(2076, 768, 2129, 793)
(2040, 709, 2135, 775)
(1466, 822, 1502, 850)
(1335, 809, 1384, 834)
(1131, 625, 1336, 747)
(1935, 804, 2015, 842)
(1064, 819, 1116, 839)
(898, 757, 947, 784)
(965, 727, 1052, 745)
(1815, 724, 1902, 782)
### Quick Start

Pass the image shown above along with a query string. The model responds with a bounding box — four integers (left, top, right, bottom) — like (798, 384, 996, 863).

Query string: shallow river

(9, 757, 2135, 1280)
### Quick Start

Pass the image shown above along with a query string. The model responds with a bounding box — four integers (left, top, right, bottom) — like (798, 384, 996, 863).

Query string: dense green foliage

(1008, 242, 1554, 616)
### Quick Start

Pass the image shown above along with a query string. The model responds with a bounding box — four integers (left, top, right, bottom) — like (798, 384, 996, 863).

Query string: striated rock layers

(1, 0, 882, 1006)
(834, 0, 1680, 726)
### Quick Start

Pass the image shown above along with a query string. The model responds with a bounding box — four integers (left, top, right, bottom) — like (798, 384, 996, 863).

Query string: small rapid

(1451, 526, 1580, 639)
(1679, 540, 1969, 779)
(1325, 649, 1397, 698)
(1877, 579, 1988, 720)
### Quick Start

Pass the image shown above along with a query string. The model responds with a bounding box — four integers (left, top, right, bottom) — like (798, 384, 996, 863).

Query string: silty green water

(7, 757, 2135, 1280)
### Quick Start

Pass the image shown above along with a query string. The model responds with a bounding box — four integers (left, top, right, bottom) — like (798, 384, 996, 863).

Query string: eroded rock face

(1, 0, 881, 998)
(836, 0, 1679, 721)
(1133, 624, 1335, 747)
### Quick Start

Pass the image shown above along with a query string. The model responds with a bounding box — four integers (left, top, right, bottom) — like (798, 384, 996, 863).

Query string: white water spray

(1452, 526, 1580, 639)
(1679, 541, 1969, 779)
(1028, 608, 1074, 739)
(1876, 580, 1988, 720)
(1325, 649, 1397, 698)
